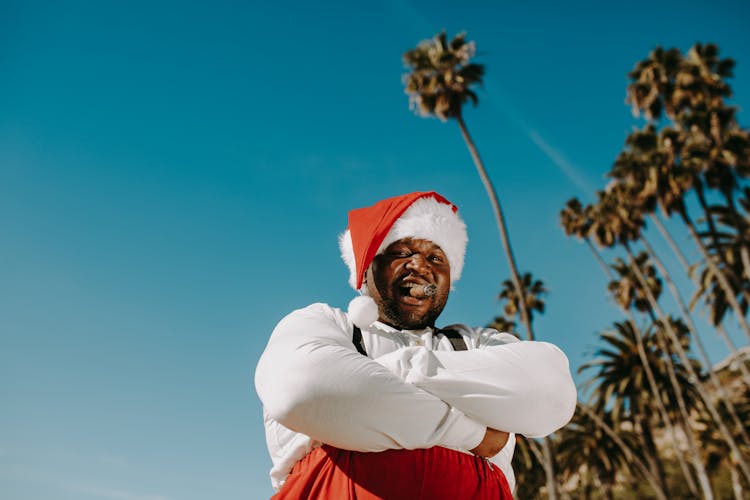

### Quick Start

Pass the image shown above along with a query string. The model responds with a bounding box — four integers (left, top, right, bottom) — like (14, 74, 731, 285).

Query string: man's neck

(379, 319, 435, 331)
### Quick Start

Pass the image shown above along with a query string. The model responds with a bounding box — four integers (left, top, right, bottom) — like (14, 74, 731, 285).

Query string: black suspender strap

(351, 326, 467, 356)
(437, 328, 468, 351)
(352, 325, 368, 356)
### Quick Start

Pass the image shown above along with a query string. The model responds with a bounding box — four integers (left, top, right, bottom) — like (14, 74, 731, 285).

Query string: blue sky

(2, 1, 749, 498)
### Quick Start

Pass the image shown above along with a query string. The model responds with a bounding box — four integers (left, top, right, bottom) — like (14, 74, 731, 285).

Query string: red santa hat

(339, 191, 468, 328)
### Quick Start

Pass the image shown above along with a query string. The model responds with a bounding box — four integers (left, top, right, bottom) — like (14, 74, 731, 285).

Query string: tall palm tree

(587, 189, 719, 495)
(623, 236, 750, 486)
(559, 196, 690, 493)
(402, 31, 532, 339)
(403, 31, 559, 497)
(621, 44, 750, 343)
(639, 232, 750, 447)
(615, 157, 750, 453)
(632, 175, 750, 386)
(599, 184, 750, 491)
(610, 122, 750, 346)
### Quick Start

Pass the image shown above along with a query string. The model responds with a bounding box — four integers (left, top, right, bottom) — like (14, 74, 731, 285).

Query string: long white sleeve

(374, 329, 577, 437)
(255, 304, 486, 453)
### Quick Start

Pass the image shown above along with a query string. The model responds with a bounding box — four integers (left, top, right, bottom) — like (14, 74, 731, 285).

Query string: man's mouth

(397, 279, 434, 304)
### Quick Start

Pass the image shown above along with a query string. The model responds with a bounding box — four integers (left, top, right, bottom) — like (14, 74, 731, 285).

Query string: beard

(378, 289, 449, 330)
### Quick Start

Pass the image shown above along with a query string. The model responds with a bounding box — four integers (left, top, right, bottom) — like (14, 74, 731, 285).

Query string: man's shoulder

(286, 302, 346, 318)
(273, 302, 352, 336)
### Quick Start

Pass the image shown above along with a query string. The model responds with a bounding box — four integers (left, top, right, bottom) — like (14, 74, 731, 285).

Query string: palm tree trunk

(679, 207, 750, 341)
(585, 238, 611, 276)
(455, 116, 532, 336)
(677, 419, 714, 500)
(640, 236, 750, 448)
(740, 244, 750, 284)
(455, 115, 559, 499)
(650, 213, 691, 276)
(730, 465, 744, 500)
(625, 246, 750, 485)
(577, 404, 668, 500)
(637, 411, 673, 495)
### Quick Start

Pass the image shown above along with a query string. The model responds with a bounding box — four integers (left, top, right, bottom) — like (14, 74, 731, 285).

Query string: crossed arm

(255, 303, 577, 454)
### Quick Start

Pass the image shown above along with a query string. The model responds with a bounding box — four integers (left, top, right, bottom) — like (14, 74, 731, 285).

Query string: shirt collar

(372, 321, 433, 336)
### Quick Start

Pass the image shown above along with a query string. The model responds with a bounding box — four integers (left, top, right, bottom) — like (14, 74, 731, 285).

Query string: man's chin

(381, 299, 445, 330)
(387, 310, 436, 330)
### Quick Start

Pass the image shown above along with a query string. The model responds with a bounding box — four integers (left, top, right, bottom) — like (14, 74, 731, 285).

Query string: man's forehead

(387, 238, 446, 252)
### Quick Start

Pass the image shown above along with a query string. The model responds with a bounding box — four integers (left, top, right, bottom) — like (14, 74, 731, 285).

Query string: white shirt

(255, 303, 577, 492)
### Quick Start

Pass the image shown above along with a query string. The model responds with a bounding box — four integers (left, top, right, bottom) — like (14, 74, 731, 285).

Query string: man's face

(365, 238, 451, 330)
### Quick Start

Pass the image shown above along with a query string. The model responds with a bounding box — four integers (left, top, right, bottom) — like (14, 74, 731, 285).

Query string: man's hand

(470, 428, 510, 458)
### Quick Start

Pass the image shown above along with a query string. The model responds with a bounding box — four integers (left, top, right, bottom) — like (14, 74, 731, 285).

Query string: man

(255, 191, 576, 499)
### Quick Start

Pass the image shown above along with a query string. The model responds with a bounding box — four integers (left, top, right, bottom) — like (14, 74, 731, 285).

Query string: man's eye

(429, 255, 445, 263)
(389, 250, 411, 257)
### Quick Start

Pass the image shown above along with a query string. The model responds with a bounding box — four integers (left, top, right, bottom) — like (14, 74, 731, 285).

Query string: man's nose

(404, 253, 429, 273)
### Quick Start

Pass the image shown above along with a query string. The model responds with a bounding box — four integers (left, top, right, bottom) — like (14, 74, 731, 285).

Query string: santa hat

(339, 191, 468, 328)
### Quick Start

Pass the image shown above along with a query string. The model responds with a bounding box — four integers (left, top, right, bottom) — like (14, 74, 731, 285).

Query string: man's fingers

(470, 428, 510, 458)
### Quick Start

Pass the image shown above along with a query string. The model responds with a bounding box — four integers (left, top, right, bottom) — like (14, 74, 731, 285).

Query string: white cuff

(440, 408, 486, 451)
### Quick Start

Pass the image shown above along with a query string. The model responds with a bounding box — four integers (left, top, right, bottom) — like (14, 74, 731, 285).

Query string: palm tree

(487, 315, 517, 336)
(626, 46, 683, 121)
(403, 31, 559, 497)
(615, 145, 750, 388)
(560, 198, 610, 276)
(608, 253, 662, 314)
(498, 273, 547, 322)
(587, 188, 722, 495)
(402, 31, 532, 340)
(639, 231, 750, 449)
(575, 402, 669, 500)
(709, 191, 750, 285)
(559, 196, 690, 493)
(580, 320, 683, 495)
(559, 41, 750, 497)
(623, 235, 750, 487)
(600, 184, 750, 492)
(605, 127, 750, 481)
(556, 409, 630, 500)
(621, 44, 750, 343)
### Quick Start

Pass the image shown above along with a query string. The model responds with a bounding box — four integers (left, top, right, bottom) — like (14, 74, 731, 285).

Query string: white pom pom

(348, 295, 379, 329)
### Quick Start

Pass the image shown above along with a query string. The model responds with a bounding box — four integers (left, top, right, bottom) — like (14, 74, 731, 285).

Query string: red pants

(273, 445, 513, 499)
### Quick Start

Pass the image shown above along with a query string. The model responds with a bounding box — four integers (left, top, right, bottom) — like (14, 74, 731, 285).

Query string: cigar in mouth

(406, 284, 437, 298)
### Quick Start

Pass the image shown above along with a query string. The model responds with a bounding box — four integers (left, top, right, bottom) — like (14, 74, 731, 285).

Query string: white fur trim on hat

(339, 229, 358, 289)
(339, 196, 467, 290)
